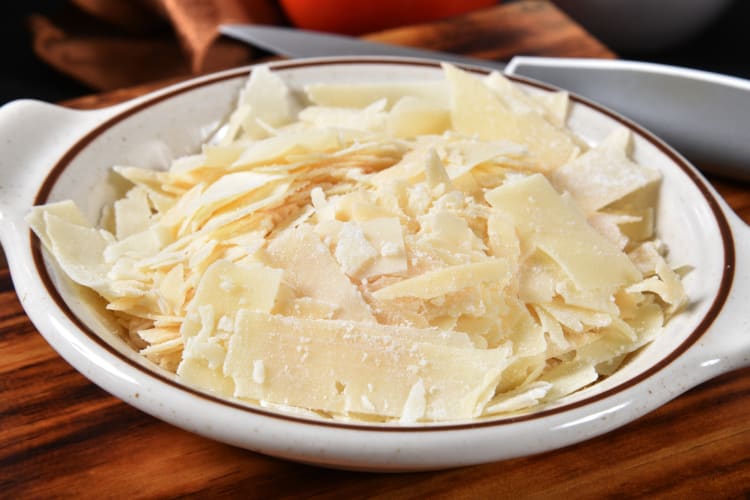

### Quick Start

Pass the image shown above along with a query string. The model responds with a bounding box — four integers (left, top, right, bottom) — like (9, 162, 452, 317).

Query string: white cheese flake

(252, 360, 266, 385)
(400, 379, 427, 423)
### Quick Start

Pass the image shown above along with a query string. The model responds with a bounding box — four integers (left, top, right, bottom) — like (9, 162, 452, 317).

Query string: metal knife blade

(221, 25, 750, 180)
(220, 25, 507, 71)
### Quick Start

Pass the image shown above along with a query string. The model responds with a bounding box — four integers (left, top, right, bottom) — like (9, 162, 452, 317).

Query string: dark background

(1, 1, 749, 105)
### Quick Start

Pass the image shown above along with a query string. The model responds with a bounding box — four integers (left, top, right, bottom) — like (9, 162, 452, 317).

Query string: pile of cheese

(28, 64, 686, 423)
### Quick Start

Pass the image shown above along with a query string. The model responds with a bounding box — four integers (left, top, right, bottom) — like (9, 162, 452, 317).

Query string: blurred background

(1, 0, 748, 105)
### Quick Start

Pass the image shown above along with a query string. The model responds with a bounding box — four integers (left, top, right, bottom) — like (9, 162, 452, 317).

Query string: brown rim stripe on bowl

(31, 58, 736, 431)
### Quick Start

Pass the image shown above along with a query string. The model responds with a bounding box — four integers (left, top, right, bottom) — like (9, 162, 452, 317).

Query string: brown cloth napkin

(30, 0, 285, 91)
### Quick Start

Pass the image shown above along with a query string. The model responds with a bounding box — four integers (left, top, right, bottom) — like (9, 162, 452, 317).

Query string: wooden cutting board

(3, 1, 749, 497)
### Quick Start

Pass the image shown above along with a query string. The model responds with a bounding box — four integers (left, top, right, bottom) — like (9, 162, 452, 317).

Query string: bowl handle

(683, 211, 750, 381)
(0, 100, 122, 270)
(0, 100, 118, 234)
(723, 214, 750, 364)
(0, 100, 98, 214)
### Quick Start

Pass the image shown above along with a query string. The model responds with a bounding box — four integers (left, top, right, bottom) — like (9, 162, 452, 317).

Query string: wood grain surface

(365, 0, 615, 60)
(2, 1, 749, 497)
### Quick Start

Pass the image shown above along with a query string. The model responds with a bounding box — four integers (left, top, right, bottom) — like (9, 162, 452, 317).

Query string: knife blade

(221, 25, 750, 180)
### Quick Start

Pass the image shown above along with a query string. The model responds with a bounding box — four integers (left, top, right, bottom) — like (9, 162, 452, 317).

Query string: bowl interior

(35, 60, 731, 424)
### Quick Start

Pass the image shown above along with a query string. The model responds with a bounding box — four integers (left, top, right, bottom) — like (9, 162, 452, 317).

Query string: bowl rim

(29, 57, 737, 431)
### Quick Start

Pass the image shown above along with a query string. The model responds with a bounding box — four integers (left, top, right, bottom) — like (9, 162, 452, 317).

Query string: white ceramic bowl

(0, 58, 748, 471)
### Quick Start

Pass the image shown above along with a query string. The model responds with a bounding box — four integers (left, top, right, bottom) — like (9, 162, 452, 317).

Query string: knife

(221, 25, 750, 181)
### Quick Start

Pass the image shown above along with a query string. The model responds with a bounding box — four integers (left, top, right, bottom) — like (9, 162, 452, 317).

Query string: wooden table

(3, 2, 749, 496)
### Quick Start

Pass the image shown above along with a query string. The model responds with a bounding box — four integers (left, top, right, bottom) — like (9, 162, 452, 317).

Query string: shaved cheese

(485, 72, 569, 128)
(299, 100, 387, 132)
(486, 174, 641, 292)
(236, 65, 299, 139)
(178, 356, 236, 395)
(400, 379, 427, 423)
(373, 260, 511, 300)
(225, 311, 510, 420)
(485, 381, 552, 414)
(533, 91, 569, 127)
(103, 226, 167, 263)
(231, 128, 340, 168)
(159, 264, 186, 313)
(449, 139, 526, 181)
(550, 128, 660, 213)
(487, 211, 520, 261)
(176, 259, 283, 393)
(627, 260, 687, 313)
(114, 188, 152, 240)
(188, 259, 282, 317)
(197, 172, 283, 216)
(388, 96, 450, 138)
(277, 296, 339, 319)
(27, 200, 89, 251)
(43, 212, 114, 293)
(444, 63, 578, 170)
(263, 224, 375, 322)
(305, 81, 449, 109)
(113, 165, 172, 195)
(424, 149, 452, 189)
(252, 359, 266, 384)
(541, 362, 598, 402)
(494, 355, 546, 394)
(30, 64, 686, 423)
(334, 222, 379, 277)
(534, 305, 568, 351)
(587, 211, 641, 250)
(359, 217, 407, 278)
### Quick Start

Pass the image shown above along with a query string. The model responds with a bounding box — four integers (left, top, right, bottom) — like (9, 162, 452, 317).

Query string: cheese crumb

(334, 222, 379, 277)
(360, 395, 376, 412)
(400, 379, 427, 423)
(252, 360, 265, 384)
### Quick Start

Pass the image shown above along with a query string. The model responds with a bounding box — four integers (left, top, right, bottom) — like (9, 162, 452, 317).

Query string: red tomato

(279, 0, 498, 36)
